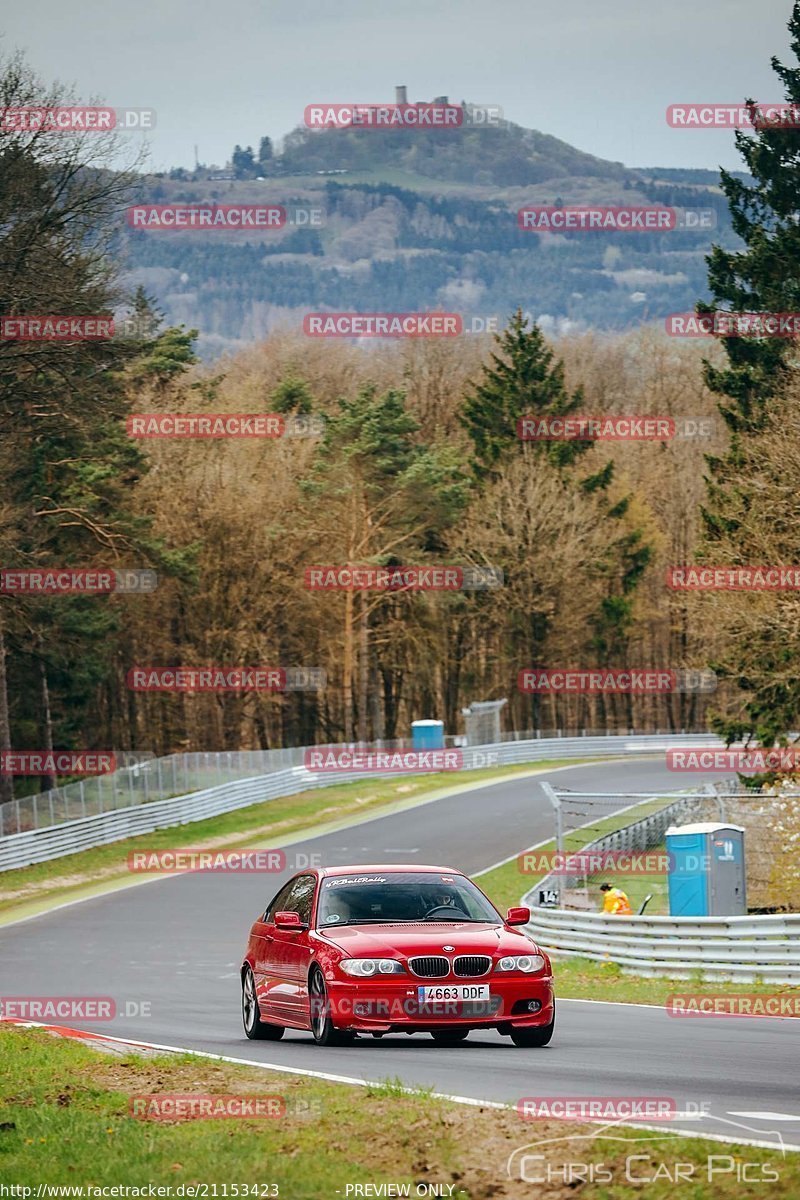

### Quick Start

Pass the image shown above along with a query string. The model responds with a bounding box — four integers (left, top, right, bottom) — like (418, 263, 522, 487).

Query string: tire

(430, 1029, 470, 1045)
(509, 1005, 555, 1048)
(309, 968, 355, 1046)
(242, 966, 285, 1040)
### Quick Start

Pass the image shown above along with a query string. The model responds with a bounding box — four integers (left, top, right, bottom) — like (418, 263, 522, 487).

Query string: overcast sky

(2, 0, 796, 173)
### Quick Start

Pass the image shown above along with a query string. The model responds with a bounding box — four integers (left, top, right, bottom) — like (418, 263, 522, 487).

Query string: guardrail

(0, 733, 724, 872)
(0, 727, 715, 837)
(522, 907, 800, 984)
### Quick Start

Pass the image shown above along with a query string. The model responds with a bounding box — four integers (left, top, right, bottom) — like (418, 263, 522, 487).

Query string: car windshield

(316, 870, 501, 927)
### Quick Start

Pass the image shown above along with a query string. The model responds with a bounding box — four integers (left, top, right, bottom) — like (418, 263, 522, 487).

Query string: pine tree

(700, 3, 800, 546)
(460, 309, 588, 479)
(701, 5, 800, 436)
(696, 3, 800, 756)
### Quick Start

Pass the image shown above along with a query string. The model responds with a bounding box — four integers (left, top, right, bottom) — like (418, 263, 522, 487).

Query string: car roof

(317, 864, 462, 878)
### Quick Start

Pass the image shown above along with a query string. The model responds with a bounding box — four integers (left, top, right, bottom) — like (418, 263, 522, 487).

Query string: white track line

(5, 1020, 798, 1153)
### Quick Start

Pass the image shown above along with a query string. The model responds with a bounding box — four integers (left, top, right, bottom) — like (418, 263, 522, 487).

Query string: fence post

(705, 782, 725, 822)
(541, 781, 562, 907)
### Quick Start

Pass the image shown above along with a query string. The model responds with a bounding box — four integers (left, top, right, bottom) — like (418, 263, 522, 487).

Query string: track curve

(1, 758, 797, 1150)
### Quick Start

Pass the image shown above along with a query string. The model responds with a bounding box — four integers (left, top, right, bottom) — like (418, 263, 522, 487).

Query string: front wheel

(242, 966, 284, 1040)
(309, 968, 354, 1046)
(509, 1003, 555, 1047)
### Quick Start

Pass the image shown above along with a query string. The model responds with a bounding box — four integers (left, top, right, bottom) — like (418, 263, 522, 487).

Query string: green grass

(475, 794, 674, 914)
(0, 759, 600, 924)
(2, 1025, 796, 1197)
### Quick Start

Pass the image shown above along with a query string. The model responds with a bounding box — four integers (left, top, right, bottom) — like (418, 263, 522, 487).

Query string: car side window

(282, 874, 316, 925)
(264, 881, 294, 923)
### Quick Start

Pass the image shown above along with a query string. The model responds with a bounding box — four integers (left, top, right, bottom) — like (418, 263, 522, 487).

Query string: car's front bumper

(326, 975, 555, 1032)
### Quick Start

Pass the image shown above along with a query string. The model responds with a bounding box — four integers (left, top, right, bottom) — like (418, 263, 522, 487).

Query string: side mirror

(274, 911, 305, 931)
(506, 906, 530, 926)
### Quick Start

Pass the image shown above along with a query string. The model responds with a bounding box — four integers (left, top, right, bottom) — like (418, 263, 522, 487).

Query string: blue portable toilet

(665, 822, 747, 917)
(411, 719, 445, 750)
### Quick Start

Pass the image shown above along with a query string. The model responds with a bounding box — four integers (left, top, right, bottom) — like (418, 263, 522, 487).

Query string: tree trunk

(39, 652, 56, 791)
(357, 597, 369, 743)
(343, 589, 354, 741)
(0, 608, 13, 805)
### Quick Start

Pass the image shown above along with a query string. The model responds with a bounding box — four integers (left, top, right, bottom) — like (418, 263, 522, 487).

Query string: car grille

(453, 955, 492, 977)
(409, 956, 450, 978)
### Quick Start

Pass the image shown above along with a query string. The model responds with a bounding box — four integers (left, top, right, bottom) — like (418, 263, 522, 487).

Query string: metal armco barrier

(0, 733, 723, 872)
(522, 907, 800, 985)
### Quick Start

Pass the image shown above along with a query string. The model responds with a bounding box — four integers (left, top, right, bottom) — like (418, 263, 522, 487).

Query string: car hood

(316, 921, 540, 958)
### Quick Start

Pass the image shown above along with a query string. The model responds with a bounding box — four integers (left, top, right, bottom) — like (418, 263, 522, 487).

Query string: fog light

(527, 1000, 542, 1012)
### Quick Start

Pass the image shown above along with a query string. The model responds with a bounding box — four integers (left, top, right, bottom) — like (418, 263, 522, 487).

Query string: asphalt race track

(1, 758, 797, 1153)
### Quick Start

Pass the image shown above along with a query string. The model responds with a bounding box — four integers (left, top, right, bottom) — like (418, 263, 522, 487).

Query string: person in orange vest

(599, 882, 632, 915)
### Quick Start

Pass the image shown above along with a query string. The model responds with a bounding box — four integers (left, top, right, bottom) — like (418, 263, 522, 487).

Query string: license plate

(417, 984, 490, 1003)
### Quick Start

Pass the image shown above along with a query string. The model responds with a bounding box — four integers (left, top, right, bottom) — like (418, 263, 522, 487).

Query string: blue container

(411, 720, 445, 750)
(665, 823, 746, 917)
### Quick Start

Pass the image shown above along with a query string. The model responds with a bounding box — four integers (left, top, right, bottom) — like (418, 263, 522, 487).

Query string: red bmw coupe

(241, 864, 555, 1046)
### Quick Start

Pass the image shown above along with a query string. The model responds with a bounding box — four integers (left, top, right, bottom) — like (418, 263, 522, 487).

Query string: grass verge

(1, 1025, 796, 1199)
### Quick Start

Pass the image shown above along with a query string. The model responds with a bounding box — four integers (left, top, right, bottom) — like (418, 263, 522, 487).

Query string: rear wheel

(242, 966, 284, 1040)
(309, 968, 354, 1046)
(509, 1005, 555, 1048)
(430, 1029, 470, 1045)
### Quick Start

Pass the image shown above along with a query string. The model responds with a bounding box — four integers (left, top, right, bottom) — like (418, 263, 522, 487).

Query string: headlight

(495, 954, 545, 974)
(339, 958, 405, 977)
